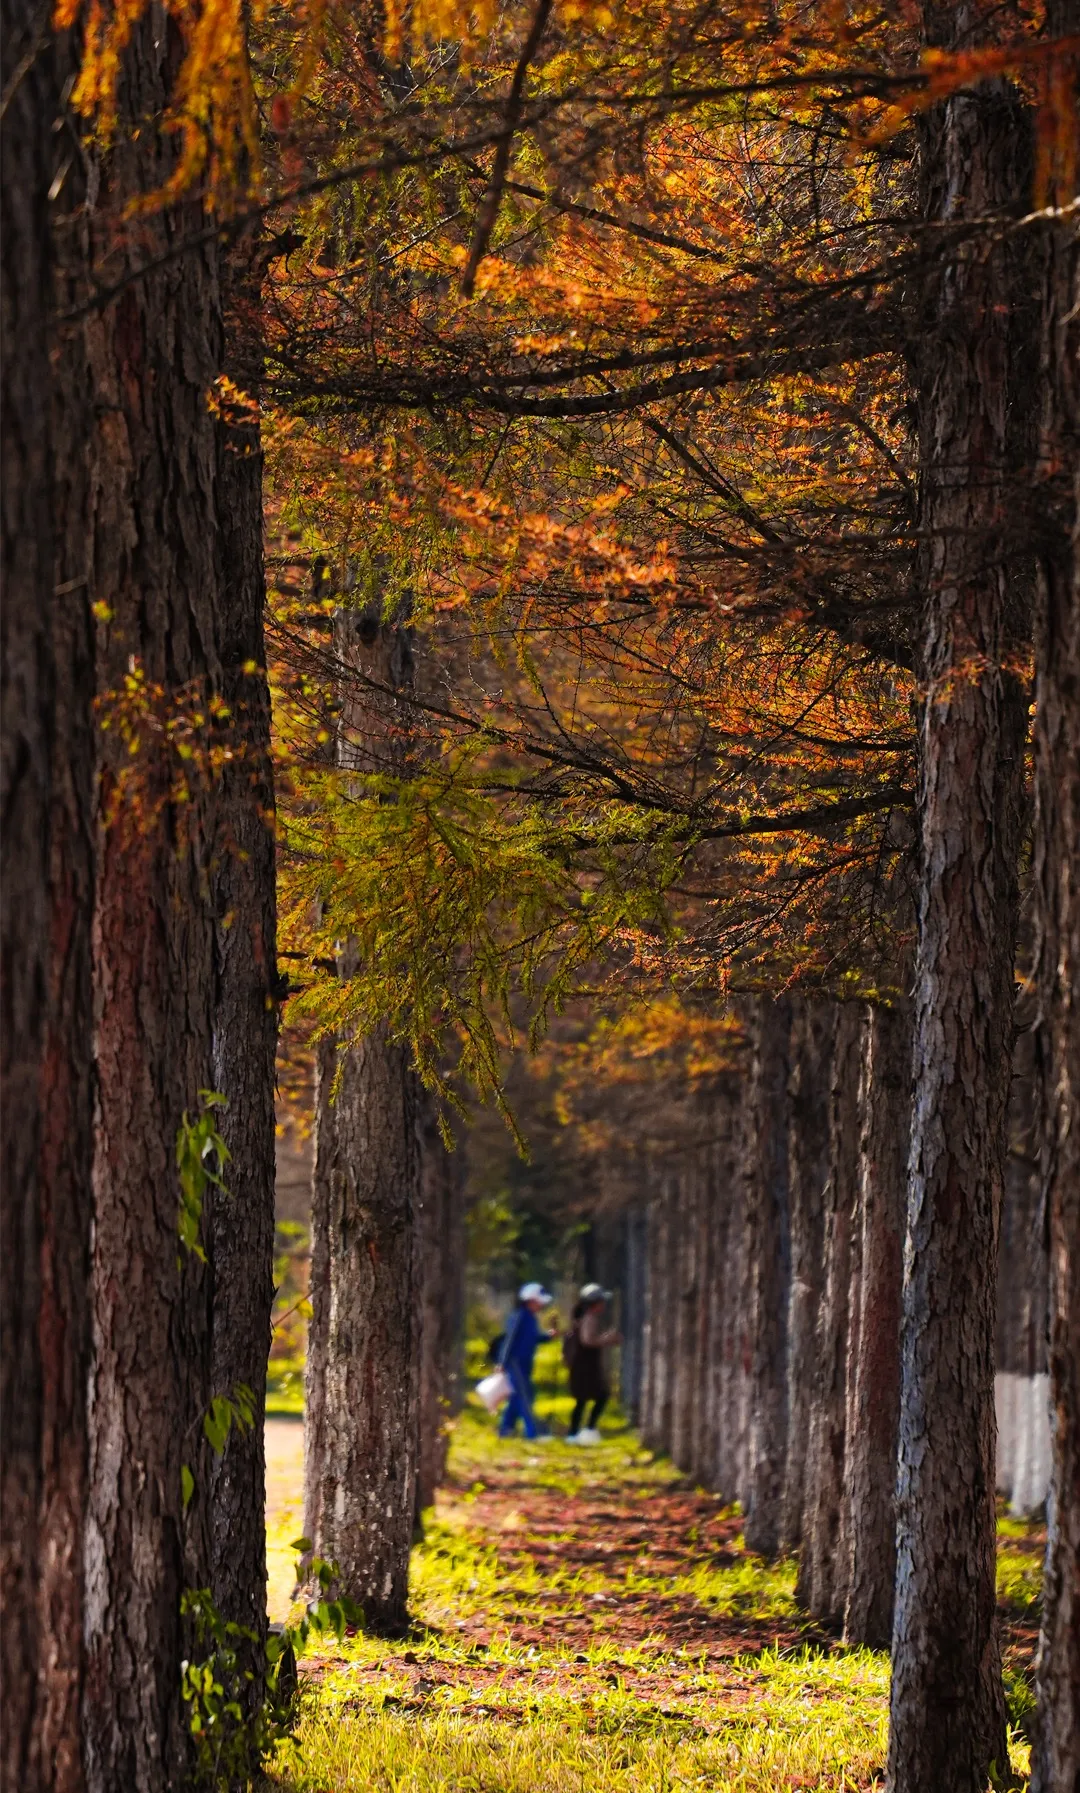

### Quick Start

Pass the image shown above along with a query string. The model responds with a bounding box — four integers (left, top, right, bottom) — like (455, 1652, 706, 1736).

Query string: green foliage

(182, 1588, 267, 1789)
(204, 1385, 256, 1456)
(279, 761, 682, 1129)
(182, 1546, 364, 1790)
(176, 1091, 231, 1262)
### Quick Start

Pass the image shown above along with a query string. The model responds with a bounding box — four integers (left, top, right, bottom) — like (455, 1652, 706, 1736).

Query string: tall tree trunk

(303, 1037, 337, 1553)
(703, 1079, 739, 1498)
(887, 51, 1033, 1791)
(206, 253, 279, 1710)
(641, 1176, 674, 1454)
(844, 1002, 910, 1647)
(715, 1068, 754, 1506)
(1, 19, 95, 1788)
(416, 1088, 467, 1516)
(1030, 31, 1080, 1779)
(690, 1135, 719, 1485)
(619, 1206, 648, 1424)
(305, 1027, 421, 1631)
(995, 1022, 1049, 1517)
(304, 596, 425, 1629)
(781, 999, 835, 1552)
(76, 26, 234, 1782)
(670, 1160, 700, 1474)
(744, 997, 792, 1557)
(798, 1002, 863, 1622)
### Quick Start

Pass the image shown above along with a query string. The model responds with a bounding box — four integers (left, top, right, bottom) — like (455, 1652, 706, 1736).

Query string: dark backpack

(487, 1332, 506, 1366)
(561, 1325, 579, 1368)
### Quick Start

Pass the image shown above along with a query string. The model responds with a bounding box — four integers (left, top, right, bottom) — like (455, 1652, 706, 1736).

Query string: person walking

(565, 1284, 621, 1442)
(498, 1282, 556, 1441)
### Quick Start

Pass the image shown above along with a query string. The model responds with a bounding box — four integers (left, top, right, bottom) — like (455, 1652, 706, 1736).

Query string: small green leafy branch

(181, 1545, 362, 1789)
(176, 1089, 231, 1262)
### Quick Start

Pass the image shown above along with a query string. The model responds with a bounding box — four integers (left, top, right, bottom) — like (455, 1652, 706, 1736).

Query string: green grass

(273, 1649, 891, 1792)
(264, 1359, 1041, 1792)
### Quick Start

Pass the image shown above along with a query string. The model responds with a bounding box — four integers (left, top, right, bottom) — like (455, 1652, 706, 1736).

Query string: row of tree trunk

(624, 977, 1072, 1785)
(617, 946, 1069, 1785)
(630, 998, 909, 1649)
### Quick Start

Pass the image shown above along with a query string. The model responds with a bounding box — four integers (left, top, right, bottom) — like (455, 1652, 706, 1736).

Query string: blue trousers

(498, 1361, 540, 1437)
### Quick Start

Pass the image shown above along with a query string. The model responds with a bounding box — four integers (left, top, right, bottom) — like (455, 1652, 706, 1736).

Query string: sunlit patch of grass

(263, 1348, 1041, 1790)
(996, 1547, 1043, 1619)
(995, 1510, 1044, 1630)
(271, 1644, 892, 1793)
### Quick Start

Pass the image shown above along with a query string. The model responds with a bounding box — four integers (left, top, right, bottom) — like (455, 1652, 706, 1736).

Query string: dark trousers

(570, 1392, 608, 1434)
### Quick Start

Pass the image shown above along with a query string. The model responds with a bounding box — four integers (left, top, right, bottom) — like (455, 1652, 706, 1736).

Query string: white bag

(474, 1368, 511, 1412)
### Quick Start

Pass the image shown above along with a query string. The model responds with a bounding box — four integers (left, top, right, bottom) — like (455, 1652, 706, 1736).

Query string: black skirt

(569, 1343, 608, 1402)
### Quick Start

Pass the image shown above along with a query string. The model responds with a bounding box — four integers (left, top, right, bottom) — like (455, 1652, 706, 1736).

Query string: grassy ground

(264, 1343, 1044, 1791)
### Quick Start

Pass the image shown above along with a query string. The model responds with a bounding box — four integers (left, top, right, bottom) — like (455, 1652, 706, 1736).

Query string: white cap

(519, 1281, 552, 1304)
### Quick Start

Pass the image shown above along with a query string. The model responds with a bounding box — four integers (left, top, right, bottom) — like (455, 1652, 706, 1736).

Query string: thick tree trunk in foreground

(1, 21, 95, 1788)
(887, 62, 1032, 1793)
(416, 1089, 467, 1515)
(1030, 64, 1080, 1785)
(744, 997, 792, 1557)
(844, 1003, 909, 1647)
(304, 1028, 421, 1631)
(781, 1000, 835, 1552)
(207, 273, 278, 1704)
(79, 30, 231, 1784)
(798, 1002, 862, 1623)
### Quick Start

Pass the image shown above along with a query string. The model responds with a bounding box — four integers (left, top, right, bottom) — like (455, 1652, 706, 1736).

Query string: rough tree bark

(670, 1159, 700, 1474)
(996, 1024, 1046, 1387)
(744, 997, 792, 1558)
(715, 1072, 754, 1506)
(1030, 29, 1080, 1779)
(887, 50, 1033, 1791)
(844, 1002, 910, 1647)
(690, 1133, 719, 1486)
(995, 1020, 1049, 1518)
(206, 247, 279, 1707)
(74, 23, 242, 1783)
(302, 1038, 337, 1554)
(641, 1175, 675, 1455)
(798, 1002, 863, 1623)
(620, 1206, 648, 1424)
(416, 1088, 467, 1516)
(304, 1028, 421, 1630)
(703, 1078, 741, 1499)
(1, 17, 95, 1789)
(781, 1000, 835, 1552)
(304, 599, 423, 1632)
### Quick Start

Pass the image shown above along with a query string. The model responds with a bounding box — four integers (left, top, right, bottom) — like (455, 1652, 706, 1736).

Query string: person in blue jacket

(498, 1282, 556, 1440)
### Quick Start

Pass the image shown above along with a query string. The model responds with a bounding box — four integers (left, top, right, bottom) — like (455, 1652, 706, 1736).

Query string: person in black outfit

(565, 1283, 621, 1442)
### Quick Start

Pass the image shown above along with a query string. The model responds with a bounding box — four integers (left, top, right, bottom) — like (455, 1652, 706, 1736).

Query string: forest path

(264, 1406, 1041, 1789)
(266, 1409, 891, 1789)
